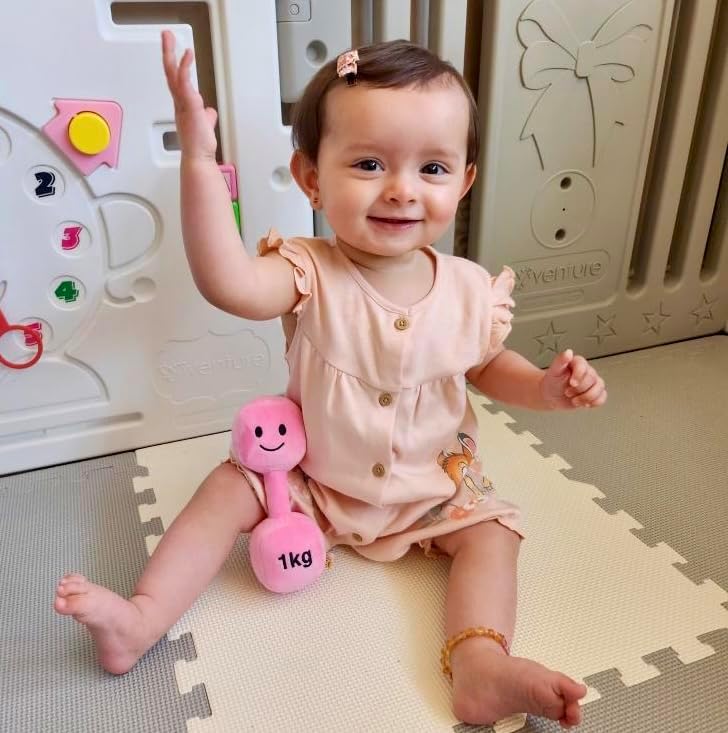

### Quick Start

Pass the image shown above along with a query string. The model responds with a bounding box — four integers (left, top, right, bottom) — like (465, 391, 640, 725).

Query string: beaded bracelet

(440, 626, 510, 681)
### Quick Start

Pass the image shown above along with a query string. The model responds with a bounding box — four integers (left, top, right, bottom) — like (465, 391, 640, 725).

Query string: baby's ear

(290, 150, 319, 199)
(460, 163, 477, 199)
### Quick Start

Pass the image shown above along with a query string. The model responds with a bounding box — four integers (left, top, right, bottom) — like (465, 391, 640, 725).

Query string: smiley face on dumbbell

(254, 422, 287, 452)
(234, 399, 306, 472)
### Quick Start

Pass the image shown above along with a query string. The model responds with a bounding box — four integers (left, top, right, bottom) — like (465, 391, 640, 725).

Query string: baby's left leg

(435, 521, 586, 728)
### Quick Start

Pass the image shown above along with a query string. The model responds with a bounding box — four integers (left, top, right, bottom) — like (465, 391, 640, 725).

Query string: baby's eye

(354, 159, 382, 172)
(421, 162, 448, 175)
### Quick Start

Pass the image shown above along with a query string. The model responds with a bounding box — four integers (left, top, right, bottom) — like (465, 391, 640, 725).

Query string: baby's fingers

(205, 107, 219, 128)
(571, 378, 607, 407)
(161, 31, 180, 92)
(161, 33, 198, 106)
(567, 355, 589, 388)
(178, 47, 196, 91)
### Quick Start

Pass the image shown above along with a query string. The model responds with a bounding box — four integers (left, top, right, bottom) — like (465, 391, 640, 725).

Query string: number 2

(34, 170, 56, 198)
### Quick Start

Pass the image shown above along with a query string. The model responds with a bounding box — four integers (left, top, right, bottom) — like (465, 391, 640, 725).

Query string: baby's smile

(367, 215, 422, 230)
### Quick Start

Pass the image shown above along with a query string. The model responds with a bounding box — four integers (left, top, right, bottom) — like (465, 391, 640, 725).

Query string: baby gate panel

(0, 0, 478, 473)
(469, 0, 728, 364)
(0, 0, 334, 473)
(5, 1, 724, 473)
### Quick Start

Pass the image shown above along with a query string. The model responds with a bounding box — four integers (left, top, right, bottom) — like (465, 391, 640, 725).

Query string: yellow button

(68, 112, 111, 155)
(378, 392, 393, 407)
(394, 316, 410, 331)
(372, 462, 386, 478)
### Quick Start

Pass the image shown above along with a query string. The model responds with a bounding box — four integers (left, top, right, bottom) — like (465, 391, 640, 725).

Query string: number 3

(61, 226, 82, 250)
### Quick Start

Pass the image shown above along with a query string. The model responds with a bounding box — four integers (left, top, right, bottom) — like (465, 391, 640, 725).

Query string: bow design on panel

(518, 0, 657, 168)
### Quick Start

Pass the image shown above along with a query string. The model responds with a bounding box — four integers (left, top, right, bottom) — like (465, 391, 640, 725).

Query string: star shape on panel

(588, 314, 617, 345)
(642, 303, 671, 335)
(535, 321, 566, 355)
(690, 294, 718, 326)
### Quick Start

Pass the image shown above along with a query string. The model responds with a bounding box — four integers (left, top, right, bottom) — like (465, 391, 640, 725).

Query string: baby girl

(55, 33, 606, 728)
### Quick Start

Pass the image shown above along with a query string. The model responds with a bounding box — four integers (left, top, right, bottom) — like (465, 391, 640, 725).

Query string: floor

(2, 335, 727, 732)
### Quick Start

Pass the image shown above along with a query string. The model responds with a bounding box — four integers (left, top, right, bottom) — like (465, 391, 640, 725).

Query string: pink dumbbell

(231, 396, 326, 593)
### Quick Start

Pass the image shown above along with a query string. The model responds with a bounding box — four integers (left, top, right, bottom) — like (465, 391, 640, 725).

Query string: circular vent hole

(306, 41, 327, 65)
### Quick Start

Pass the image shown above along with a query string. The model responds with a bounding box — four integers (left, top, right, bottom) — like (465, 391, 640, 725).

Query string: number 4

(54, 280, 80, 303)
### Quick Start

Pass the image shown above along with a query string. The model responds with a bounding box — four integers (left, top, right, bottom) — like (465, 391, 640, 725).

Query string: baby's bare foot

(54, 573, 153, 674)
(451, 639, 587, 728)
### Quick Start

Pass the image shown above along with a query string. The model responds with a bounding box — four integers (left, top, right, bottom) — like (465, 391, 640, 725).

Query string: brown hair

(291, 39, 479, 166)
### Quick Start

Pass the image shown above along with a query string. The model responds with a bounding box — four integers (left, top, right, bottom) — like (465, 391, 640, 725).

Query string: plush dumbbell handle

(263, 470, 290, 519)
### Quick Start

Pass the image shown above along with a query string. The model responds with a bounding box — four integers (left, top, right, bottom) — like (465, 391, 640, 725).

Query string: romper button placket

(372, 462, 386, 478)
(394, 316, 409, 331)
(378, 392, 392, 407)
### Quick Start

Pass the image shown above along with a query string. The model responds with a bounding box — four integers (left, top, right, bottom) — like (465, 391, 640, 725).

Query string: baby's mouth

(368, 216, 421, 225)
(260, 442, 284, 452)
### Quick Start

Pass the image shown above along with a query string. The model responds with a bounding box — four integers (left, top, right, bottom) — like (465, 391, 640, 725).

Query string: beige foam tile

(541, 453, 571, 472)
(565, 478, 606, 502)
(471, 393, 728, 684)
(171, 546, 463, 732)
(170, 544, 530, 733)
(131, 395, 728, 731)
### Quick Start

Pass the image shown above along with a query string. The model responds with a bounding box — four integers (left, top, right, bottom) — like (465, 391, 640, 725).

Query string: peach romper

(231, 231, 524, 561)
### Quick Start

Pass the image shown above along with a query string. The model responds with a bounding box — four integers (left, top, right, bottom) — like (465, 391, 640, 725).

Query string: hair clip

(336, 49, 359, 86)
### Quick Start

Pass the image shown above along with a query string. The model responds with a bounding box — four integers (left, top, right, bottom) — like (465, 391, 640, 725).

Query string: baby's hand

(161, 30, 218, 160)
(540, 349, 607, 409)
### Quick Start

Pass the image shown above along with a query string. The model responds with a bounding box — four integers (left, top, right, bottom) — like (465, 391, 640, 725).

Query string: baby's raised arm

(161, 31, 298, 320)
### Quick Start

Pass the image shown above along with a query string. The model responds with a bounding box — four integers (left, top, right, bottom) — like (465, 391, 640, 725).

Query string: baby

(55, 33, 607, 728)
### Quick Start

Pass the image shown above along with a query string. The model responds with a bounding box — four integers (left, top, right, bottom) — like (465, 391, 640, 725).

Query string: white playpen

(0, 0, 726, 473)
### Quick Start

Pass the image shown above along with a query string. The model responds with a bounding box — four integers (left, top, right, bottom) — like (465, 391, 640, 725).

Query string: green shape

(54, 279, 80, 303)
(232, 201, 241, 232)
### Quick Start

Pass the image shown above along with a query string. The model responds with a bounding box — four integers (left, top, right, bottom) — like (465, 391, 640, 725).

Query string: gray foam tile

(482, 335, 728, 591)
(0, 453, 210, 732)
(508, 628, 728, 732)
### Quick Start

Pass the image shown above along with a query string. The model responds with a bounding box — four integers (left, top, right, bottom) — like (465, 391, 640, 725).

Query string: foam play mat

(3, 336, 728, 731)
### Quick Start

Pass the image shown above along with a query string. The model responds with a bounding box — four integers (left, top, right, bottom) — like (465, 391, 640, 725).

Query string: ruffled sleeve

(486, 266, 516, 355)
(257, 228, 313, 315)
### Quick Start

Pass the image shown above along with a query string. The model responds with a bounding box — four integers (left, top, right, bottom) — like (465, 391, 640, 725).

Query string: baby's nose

(385, 174, 417, 204)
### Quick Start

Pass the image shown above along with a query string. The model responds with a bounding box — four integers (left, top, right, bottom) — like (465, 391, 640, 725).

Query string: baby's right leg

(54, 461, 264, 674)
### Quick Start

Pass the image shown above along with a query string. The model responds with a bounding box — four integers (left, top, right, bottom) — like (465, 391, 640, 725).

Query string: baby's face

(315, 81, 474, 259)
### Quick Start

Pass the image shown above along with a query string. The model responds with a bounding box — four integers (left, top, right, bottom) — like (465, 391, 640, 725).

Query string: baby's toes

(554, 676, 586, 727)
(57, 576, 88, 597)
(55, 587, 94, 618)
(53, 593, 72, 613)
(559, 698, 583, 728)
(534, 674, 585, 722)
(559, 676, 587, 704)
(58, 572, 87, 588)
